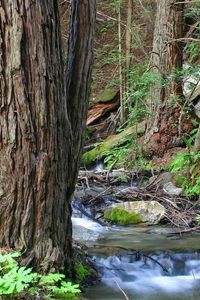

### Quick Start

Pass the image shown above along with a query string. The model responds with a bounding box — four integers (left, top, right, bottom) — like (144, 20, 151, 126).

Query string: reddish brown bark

(0, 0, 96, 273)
(145, 0, 185, 144)
(165, 0, 185, 96)
(151, 0, 185, 100)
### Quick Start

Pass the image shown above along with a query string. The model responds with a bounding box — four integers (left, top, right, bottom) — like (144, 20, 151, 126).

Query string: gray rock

(163, 182, 182, 196)
(149, 172, 174, 187)
(106, 201, 166, 225)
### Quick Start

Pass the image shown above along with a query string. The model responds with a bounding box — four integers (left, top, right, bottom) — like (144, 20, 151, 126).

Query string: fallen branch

(167, 225, 200, 236)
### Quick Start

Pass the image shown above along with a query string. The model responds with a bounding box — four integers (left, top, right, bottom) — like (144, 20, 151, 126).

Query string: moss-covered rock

(74, 261, 91, 283)
(105, 201, 166, 224)
(104, 207, 142, 225)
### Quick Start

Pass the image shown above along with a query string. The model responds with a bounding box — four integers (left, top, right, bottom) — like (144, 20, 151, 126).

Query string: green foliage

(74, 262, 90, 283)
(185, 41, 200, 64)
(126, 66, 160, 124)
(0, 251, 80, 299)
(196, 214, 200, 225)
(98, 23, 113, 34)
(170, 150, 200, 196)
(50, 282, 80, 300)
(0, 252, 37, 297)
(38, 273, 65, 285)
(110, 0, 121, 13)
(115, 174, 129, 183)
(101, 49, 122, 66)
(103, 142, 130, 169)
(104, 207, 142, 225)
(185, 2, 200, 19)
(184, 9, 200, 64)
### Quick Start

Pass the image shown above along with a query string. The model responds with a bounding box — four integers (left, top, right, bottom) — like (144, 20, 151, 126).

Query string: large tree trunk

(145, 0, 185, 143)
(0, 0, 95, 273)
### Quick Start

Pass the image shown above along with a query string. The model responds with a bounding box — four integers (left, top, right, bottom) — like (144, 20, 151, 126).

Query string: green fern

(0, 252, 81, 299)
(170, 150, 200, 196)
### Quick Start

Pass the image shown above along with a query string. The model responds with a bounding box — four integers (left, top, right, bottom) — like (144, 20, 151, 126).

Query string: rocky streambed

(73, 169, 200, 300)
(72, 215, 200, 300)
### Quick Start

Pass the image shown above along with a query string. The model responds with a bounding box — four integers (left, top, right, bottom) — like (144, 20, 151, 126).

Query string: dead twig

(114, 280, 130, 300)
(167, 226, 200, 236)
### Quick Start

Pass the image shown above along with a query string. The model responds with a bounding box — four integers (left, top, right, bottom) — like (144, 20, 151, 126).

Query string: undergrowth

(0, 251, 80, 300)
(170, 150, 200, 196)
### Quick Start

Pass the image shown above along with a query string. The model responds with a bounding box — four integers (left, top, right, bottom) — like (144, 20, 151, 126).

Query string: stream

(72, 216, 200, 300)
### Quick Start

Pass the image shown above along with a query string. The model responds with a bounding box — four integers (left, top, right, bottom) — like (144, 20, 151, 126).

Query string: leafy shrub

(0, 251, 80, 299)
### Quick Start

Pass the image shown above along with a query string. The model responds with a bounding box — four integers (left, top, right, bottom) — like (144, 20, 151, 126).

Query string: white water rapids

(72, 214, 200, 300)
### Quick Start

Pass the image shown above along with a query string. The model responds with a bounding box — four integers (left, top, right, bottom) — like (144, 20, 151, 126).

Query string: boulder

(149, 172, 183, 196)
(149, 172, 174, 187)
(105, 201, 166, 225)
(163, 182, 182, 196)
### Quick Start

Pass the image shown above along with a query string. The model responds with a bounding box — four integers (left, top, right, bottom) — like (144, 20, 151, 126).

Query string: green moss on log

(104, 207, 142, 225)
(82, 122, 145, 166)
(96, 88, 117, 103)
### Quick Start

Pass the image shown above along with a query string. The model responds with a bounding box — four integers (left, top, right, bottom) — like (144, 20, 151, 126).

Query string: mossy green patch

(96, 88, 117, 103)
(104, 207, 142, 225)
(82, 122, 145, 166)
(74, 262, 91, 283)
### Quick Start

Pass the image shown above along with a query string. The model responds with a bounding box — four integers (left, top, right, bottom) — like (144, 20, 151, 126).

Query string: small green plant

(0, 251, 81, 299)
(170, 150, 200, 196)
(196, 215, 200, 224)
(104, 207, 142, 225)
(51, 281, 80, 299)
(0, 252, 37, 298)
(116, 174, 129, 183)
(103, 143, 130, 169)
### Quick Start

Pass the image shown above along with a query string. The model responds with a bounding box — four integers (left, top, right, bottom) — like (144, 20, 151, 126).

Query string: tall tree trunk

(66, 0, 96, 194)
(145, 0, 185, 142)
(0, 0, 95, 273)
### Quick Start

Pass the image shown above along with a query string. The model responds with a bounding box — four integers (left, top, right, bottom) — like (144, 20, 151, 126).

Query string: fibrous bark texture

(65, 0, 96, 191)
(151, 0, 185, 99)
(145, 0, 185, 141)
(0, 0, 71, 272)
(0, 0, 95, 273)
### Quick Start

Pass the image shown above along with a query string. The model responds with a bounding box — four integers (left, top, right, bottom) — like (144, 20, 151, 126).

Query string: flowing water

(72, 215, 200, 300)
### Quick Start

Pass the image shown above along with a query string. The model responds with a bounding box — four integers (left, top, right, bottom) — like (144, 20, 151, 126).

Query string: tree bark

(0, 0, 96, 273)
(152, 0, 184, 98)
(66, 0, 96, 194)
(145, 0, 185, 141)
